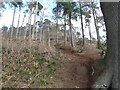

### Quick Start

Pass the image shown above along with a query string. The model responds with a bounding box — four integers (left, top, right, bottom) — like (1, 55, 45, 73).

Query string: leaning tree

(92, 2, 119, 89)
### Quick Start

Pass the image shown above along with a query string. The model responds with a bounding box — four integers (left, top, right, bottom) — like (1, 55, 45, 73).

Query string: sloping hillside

(48, 44, 103, 88)
(2, 39, 104, 88)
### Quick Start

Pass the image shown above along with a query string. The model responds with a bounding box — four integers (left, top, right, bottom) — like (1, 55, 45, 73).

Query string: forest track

(51, 45, 103, 88)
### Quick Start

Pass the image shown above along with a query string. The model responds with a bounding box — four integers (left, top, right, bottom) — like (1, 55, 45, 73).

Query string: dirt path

(51, 45, 103, 88)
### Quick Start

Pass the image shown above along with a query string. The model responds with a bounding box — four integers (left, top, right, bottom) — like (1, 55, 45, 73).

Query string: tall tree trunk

(88, 20, 92, 44)
(20, 14, 26, 39)
(24, 13, 31, 39)
(79, 2, 85, 46)
(56, 15, 58, 44)
(69, 12, 74, 47)
(11, 6, 16, 40)
(56, 5, 59, 44)
(24, 23, 28, 39)
(39, 10, 44, 42)
(91, 2, 101, 48)
(64, 15, 67, 45)
(42, 25, 45, 45)
(32, 5, 37, 40)
(16, 8, 21, 39)
(39, 28, 42, 42)
(29, 9, 34, 38)
(118, 2, 120, 89)
(48, 26, 50, 48)
(35, 15, 38, 40)
(92, 2, 118, 89)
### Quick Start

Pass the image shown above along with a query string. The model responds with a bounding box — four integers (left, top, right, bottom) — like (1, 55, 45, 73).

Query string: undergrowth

(2, 40, 58, 88)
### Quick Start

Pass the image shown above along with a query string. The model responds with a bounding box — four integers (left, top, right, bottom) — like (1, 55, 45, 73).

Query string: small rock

(75, 86, 79, 88)
(50, 77, 53, 79)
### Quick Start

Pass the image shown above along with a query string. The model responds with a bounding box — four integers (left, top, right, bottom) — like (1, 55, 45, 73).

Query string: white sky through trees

(0, 0, 106, 41)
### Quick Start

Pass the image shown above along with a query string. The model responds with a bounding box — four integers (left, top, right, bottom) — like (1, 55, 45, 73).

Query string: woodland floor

(2, 39, 104, 88)
(48, 44, 103, 88)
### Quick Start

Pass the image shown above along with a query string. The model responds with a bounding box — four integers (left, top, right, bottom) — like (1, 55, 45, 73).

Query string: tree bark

(69, 12, 74, 47)
(39, 11, 44, 42)
(24, 23, 28, 39)
(11, 6, 16, 40)
(20, 14, 26, 39)
(35, 15, 38, 40)
(92, 2, 118, 89)
(88, 20, 92, 44)
(29, 8, 34, 38)
(24, 13, 32, 39)
(64, 15, 67, 45)
(91, 2, 101, 48)
(32, 5, 37, 40)
(48, 26, 50, 48)
(79, 2, 85, 46)
(16, 8, 21, 39)
(56, 13, 59, 44)
(118, 2, 120, 89)
(39, 28, 42, 42)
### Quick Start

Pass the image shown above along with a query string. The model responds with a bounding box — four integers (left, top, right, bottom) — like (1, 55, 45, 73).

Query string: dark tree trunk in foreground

(92, 2, 118, 89)
(118, 2, 120, 89)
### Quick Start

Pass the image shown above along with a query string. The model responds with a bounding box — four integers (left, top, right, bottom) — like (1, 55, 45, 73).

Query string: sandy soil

(48, 44, 103, 88)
